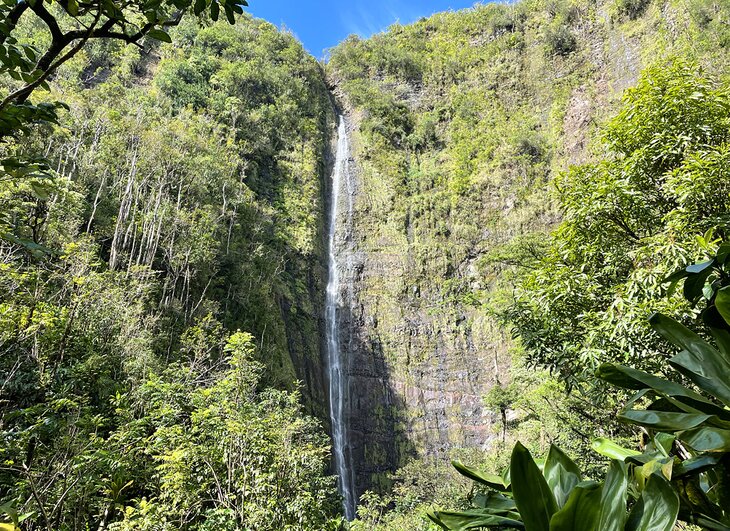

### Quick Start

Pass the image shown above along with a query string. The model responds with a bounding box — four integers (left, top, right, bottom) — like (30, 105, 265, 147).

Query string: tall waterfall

(325, 116, 356, 520)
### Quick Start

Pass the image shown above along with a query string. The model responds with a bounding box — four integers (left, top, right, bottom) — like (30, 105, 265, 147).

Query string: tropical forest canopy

(1, 0, 730, 529)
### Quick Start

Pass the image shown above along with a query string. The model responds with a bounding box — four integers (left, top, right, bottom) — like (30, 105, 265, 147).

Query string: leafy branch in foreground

(428, 442, 678, 531)
(429, 245, 730, 530)
(0, 0, 247, 123)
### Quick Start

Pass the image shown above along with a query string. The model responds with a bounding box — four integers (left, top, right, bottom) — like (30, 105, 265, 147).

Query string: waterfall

(325, 116, 356, 520)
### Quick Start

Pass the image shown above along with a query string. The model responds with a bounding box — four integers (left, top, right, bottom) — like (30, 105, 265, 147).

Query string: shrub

(544, 25, 577, 56)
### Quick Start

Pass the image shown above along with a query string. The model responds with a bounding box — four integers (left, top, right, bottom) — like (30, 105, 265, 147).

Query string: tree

(0, 0, 247, 119)
(429, 246, 730, 530)
(0, 0, 249, 198)
(508, 60, 730, 385)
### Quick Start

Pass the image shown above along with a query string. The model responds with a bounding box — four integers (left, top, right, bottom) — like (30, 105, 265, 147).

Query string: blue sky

(247, 0, 482, 58)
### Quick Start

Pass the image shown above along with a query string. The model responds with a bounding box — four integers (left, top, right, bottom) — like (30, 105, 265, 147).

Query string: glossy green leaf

(715, 286, 730, 328)
(147, 28, 171, 43)
(452, 461, 510, 491)
(650, 313, 730, 406)
(597, 363, 730, 419)
(669, 351, 730, 408)
(543, 445, 581, 508)
(709, 326, 730, 359)
(653, 433, 675, 457)
(475, 492, 517, 512)
(548, 482, 600, 531)
(511, 442, 557, 531)
(625, 475, 679, 531)
(618, 410, 712, 431)
(427, 510, 525, 530)
(686, 259, 715, 274)
(680, 426, 730, 452)
(590, 438, 641, 460)
(638, 457, 673, 482)
(683, 267, 712, 303)
(596, 460, 628, 531)
(673, 454, 721, 478)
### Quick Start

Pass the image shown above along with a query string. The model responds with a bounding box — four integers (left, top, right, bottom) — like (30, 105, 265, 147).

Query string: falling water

(325, 116, 356, 520)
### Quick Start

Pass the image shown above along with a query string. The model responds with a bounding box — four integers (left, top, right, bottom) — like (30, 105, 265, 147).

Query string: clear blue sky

(247, 0, 482, 58)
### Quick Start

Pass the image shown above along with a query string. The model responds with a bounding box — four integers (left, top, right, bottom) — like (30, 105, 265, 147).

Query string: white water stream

(325, 116, 356, 520)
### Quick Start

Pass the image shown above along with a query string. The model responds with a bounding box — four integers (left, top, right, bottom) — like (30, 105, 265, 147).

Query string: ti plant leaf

(510, 442, 557, 531)
(715, 286, 730, 328)
(650, 313, 730, 406)
(427, 510, 525, 530)
(625, 475, 679, 531)
(596, 460, 629, 531)
(452, 461, 511, 492)
(591, 438, 641, 461)
(543, 445, 581, 508)
(548, 481, 601, 531)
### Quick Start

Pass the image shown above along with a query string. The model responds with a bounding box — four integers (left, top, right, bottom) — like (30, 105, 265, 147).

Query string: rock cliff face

(327, 0, 730, 496)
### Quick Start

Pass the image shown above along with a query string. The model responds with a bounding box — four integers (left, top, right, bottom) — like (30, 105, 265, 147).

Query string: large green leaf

(709, 326, 730, 360)
(591, 438, 641, 460)
(683, 265, 713, 303)
(650, 313, 730, 406)
(650, 313, 723, 363)
(596, 460, 628, 531)
(427, 510, 525, 530)
(511, 442, 557, 531)
(715, 286, 730, 327)
(625, 475, 679, 531)
(474, 492, 517, 512)
(652, 433, 675, 456)
(618, 410, 713, 431)
(680, 426, 730, 452)
(452, 461, 511, 491)
(597, 363, 730, 419)
(673, 454, 722, 478)
(543, 445, 581, 508)
(669, 351, 730, 407)
(548, 482, 601, 531)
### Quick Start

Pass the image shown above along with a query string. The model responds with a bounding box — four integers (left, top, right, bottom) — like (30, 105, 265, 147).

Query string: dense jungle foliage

(2, 0, 730, 528)
(0, 7, 341, 530)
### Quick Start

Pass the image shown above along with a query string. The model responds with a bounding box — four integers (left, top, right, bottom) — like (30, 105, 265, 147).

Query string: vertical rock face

(327, 0, 730, 498)
(342, 178, 509, 495)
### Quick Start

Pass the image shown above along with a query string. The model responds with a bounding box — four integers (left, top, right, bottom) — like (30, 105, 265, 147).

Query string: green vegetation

(327, 1, 730, 528)
(509, 60, 730, 384)
(3, 0, 730, 528)
(430, 444, 679, 531)
(0, 8, 340, 530)
(401, 24, 730, 531)
(431, 267, 730, 528)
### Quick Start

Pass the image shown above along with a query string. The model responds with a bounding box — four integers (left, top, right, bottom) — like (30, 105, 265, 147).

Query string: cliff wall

(328, 0, 730, 494)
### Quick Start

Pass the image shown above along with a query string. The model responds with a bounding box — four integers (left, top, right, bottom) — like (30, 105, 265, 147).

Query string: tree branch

(28, 0, 65, 44)
(2, 10, 102, 108)
(0, 1, 29, 45)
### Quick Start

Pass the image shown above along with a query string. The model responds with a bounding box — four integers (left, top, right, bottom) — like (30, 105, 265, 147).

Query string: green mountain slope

(2, 0, 730, 527)
(327, 0, 730, 494)
(0, 15, 341, 529)
(20, 15, 334, 401)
